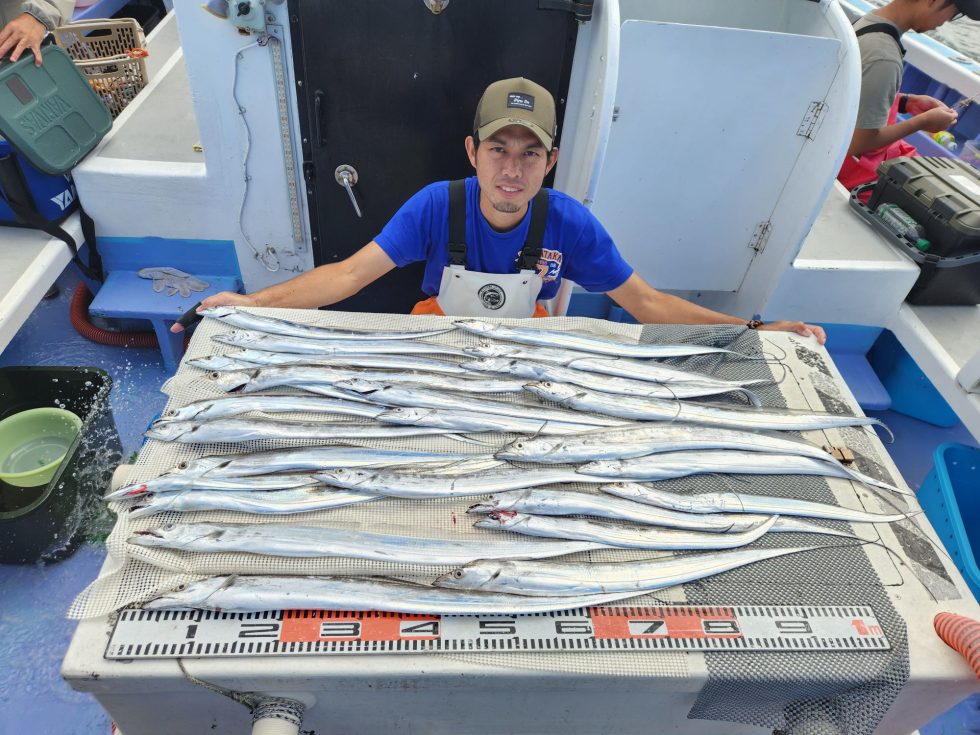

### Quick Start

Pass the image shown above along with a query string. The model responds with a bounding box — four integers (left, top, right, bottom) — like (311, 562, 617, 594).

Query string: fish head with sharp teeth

(212, 329, 262, 347)
(198, 306, 235, 320)
(208, 370, 253, 393)
(474, 510, 522, 529)
(496, 436, 561, 460)
(144, 420, 192, 442)
(462, 344, 510, 358)
(432, 561, 502, 590)
(143, 576, 234, 610)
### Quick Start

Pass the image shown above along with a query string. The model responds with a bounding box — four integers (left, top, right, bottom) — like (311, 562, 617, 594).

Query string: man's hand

(757, 321, 826, 345)
(905, 95, 946, 115)
(169, 291, 256, 333)
(0, 13, 47, 67)
(916, 105, 958, 134)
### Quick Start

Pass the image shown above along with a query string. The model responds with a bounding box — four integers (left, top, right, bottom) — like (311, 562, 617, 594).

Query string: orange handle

(935, 613, 980, 678)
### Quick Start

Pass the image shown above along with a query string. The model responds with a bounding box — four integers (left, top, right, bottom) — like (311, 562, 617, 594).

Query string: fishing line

(445, 432, 496, 447)
(231, 40, 280, 272)
(766, 359, 791, 388)
(758, 336, 789, 364)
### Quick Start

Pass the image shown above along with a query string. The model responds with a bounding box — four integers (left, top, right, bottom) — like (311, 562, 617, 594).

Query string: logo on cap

(507, 93, 535, 112)
(478, 284, 506, 310)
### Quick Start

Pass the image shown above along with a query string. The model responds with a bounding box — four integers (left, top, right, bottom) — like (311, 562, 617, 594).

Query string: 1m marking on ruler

(106, 605, 889, 659)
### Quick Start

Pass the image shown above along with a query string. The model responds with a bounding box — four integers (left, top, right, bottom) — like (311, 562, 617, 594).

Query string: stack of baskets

(51, 18, 149, 119)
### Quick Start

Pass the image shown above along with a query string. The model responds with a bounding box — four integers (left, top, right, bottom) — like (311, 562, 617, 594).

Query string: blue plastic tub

(917, 443, 980, 601)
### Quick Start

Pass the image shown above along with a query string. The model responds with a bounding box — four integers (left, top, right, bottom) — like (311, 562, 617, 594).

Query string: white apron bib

(436, 264, 543, 318)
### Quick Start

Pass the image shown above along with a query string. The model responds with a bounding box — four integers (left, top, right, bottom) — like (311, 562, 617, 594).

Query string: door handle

(314, 91, 325, 145)
(334, 165, 363, 218)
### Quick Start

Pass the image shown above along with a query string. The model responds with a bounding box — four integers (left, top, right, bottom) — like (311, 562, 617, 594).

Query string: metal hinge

(797, 101, 826, 139)
(538, 0, 594, 21)
(748, 220, 772, 252)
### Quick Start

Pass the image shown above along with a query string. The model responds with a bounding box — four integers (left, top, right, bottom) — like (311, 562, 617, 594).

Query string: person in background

(0, 0, 74, 66)
(180, 77, 825, 344)
(838, 0, 980, 191)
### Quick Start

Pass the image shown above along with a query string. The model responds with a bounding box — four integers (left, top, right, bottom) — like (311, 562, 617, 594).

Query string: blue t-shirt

(374, 177, 633, 301)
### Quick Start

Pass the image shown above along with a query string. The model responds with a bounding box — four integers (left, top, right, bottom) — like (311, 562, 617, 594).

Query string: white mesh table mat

(68, 309, 927, 731)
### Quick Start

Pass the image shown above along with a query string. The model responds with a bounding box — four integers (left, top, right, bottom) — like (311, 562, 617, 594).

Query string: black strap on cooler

(446, 179, 550, 272)
(0, 161, 103, 282)
(855, 22, 907, 57)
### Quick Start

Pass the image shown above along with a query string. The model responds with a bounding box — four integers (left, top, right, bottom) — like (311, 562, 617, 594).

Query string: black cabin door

(289, 0, 583, 314)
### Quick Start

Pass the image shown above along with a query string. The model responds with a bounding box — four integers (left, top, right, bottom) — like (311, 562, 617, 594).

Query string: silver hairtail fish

(461, 357, 762, 404)
(129, 522, 610, 564)
(475, 511, 778, 550)
(524, 381, 894, 441)
(434, 545, 822, 596)
(162, 394, 385, 423)
(162, 447, 478, 479)
(200, 306, 453, 341)
(601, 483, 913, 523)
(212, 329, 465, 356)
(454, 320, 755, 359)
(142, 575, 654, 615)
(128, 487, 378, 518)
(334, 379, 628, 427)
(466, 487, 857, 538)
(495, 423, 836, 464)
(145, 417, 459, 444)
(578, 450, 909, 495)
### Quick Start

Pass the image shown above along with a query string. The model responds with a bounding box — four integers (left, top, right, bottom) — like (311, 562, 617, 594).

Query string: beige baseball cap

(473, 77, 557, 151)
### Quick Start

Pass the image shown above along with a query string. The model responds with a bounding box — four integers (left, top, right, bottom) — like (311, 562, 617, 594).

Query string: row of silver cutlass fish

(133, 308, 894, 613)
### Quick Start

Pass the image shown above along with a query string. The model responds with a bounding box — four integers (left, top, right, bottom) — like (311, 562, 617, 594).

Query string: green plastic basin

(0, 408, 83, 487)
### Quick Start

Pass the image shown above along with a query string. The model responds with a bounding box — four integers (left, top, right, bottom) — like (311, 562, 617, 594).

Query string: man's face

(465, 125, 558, 219)
(914, 0, 960, 31)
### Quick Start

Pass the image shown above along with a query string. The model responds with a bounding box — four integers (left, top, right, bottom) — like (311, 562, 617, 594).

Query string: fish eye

(209, 371, 220, 379)
(453, 569, 464, 579)
(177, 461, 188, 470)
(164, 409, 176, 416)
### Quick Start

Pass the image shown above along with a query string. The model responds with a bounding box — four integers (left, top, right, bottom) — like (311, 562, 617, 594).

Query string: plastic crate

(52, 18, 149, 119)
(917, 443, 980, 601)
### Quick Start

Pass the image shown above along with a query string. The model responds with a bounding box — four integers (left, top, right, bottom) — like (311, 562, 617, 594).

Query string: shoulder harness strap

(447, 179, 467, 267)
(515, 188, 550, 272)
(855, 22, 907, 57)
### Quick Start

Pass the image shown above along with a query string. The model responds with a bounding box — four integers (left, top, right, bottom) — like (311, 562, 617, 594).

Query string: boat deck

(1, 285, 977, 733)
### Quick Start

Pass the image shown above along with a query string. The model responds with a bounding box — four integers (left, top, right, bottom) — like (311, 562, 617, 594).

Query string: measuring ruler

(106, 605, 888, 659)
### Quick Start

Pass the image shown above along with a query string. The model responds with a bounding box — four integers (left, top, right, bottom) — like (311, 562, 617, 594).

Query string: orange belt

(411, 296, 549, 318)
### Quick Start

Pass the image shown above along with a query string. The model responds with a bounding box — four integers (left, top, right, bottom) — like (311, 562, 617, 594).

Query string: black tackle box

(867, 156, 980, 305)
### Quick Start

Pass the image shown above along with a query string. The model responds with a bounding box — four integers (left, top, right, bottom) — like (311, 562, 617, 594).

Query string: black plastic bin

(868, 157, 980, 305)
(0, 367, 121, 564)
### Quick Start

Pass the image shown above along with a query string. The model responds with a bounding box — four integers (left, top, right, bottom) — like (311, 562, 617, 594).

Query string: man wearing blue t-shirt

(185, 77, 824, 343)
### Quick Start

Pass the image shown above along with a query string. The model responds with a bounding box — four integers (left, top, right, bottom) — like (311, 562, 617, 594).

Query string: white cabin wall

(618, 0, 834, 36)
(73, 0, 313, 290)
(559, 0, 861, 321)
(548, 0, 619, 316)
(693, 1, 863, 319)
(172, 0, 313, 287)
